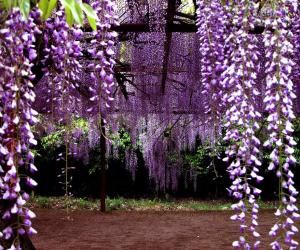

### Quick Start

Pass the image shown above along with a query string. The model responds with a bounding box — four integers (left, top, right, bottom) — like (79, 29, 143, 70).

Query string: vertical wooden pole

(100, 118, 106, 212)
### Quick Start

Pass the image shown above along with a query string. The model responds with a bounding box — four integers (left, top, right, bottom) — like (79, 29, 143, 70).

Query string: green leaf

(61, 0, 82, 25)
(64, 6, 74, 26)
(82, 3, 97, 30)
(38, 0, 48, 19)
(82, 3, 97, 19)
(74, 1, 83, 24)
(60, 0, 72, 9)
(7, 0, 14, 9)
(20, 0, 30, 17)
(45, 0, 57, 19)
(0, 0, 11, 9)
(87, 15, 96, 30)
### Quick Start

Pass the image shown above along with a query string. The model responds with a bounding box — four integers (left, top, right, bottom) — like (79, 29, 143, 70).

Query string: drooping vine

(0, 0, 99, 248)
(0, 9, 40, 248)
(86, 0, 119, 118)
(196, 0, 227, 138)
(263, 0, 299, 248)
(42, 8, 83, 121)
(221, 1, 263, 248)
(196, 0, 229, 187)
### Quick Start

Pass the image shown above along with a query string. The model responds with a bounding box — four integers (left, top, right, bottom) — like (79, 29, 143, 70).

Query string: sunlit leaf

(45, 0, 57, 19)
(38, 0, 48, 18)
(74, 1, 83, 24)
(82, 3, 97, 19)
(82, 3, 97, 30)
(61, 0, 82, 25)
(20, 0, 30, 17)
(64, 6, 73, 26)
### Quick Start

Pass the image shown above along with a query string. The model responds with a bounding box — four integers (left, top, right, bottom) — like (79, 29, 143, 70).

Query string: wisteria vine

(197, 0, 300, 248)
(0, 9, 40, 249)
(0, 0, 119, 248)
(196, 0, 226, 138)
(42, 8, 83, 122)
(221, 1, 264, 248)
(87, 0, 119, 118)
(263, 0, 299, 248)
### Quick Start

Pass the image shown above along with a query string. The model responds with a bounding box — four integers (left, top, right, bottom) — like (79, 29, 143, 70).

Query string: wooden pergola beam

(110, 22, 268, 34)
(108, 22, 197, 33)
(111, 109, 204, 115)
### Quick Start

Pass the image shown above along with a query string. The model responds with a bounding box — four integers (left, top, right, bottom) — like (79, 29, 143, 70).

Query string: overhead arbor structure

(36, 0, 210, 192)
(103, 0, 209, 190)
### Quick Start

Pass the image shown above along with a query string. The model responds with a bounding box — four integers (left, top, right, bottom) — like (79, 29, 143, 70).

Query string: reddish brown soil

(32, 209, 299, 250)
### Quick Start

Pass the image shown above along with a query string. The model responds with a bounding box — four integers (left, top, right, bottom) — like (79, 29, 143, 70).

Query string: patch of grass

(177, 200, 232, 211)
(33, 196, 52, 208)
(29, 196, 98, 210)
(106, 197, 126, 211)
(119, 198, 175, 211)
(29, 196, 285, 212)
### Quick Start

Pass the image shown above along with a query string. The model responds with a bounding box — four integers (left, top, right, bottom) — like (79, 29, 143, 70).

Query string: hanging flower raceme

(221, 1, 263, 248)
(263, 1, 299, 248)
(39, 9, 86, 200)
(0, 9, 40, 248)
(196, 0, 229, 181)
(291, 13, 300, 104)
(87, 0, 119, 119)
(196, 0, 227, 138)
(42, 9, 83, 122)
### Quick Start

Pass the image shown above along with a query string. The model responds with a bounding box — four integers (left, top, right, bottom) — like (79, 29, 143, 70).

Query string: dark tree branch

(115, 71, 129, 100)
(161, 0, 177, 95)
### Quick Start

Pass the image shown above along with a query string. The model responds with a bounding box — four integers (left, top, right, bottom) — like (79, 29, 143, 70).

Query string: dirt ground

(32, 209, 299, 250)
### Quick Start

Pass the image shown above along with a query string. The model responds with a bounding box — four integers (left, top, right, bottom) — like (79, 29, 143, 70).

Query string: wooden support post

(100, 118, 107, 212)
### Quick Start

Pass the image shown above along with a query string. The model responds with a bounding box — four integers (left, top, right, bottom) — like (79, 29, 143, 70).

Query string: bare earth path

(32, 209, 299, 250)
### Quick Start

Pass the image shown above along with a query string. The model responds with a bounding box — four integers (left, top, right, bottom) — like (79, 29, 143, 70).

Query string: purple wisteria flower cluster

(263, 0, 299, 248)
(42, 9, 83, 122)
(87, 0, 119, 120)
(40, 9, 85, 200)
(221, 2, 263, 249)
(196, 0, 227, 144)
(0, 1, 120, 248)
(197, 0, 300, 248)
(0, 9, 40, 249)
